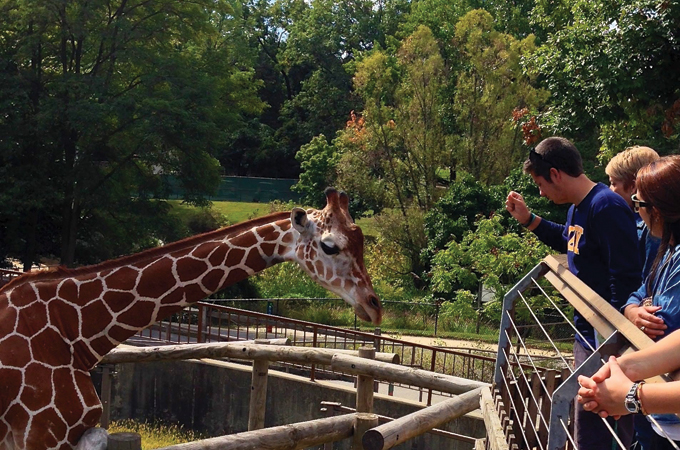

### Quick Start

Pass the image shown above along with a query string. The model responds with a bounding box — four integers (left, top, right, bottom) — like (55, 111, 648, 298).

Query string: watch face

(625, 399, 639, 414)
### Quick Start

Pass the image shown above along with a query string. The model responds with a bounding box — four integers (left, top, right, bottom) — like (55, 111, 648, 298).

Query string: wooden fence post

(353, 413, 379, 450)
(108, 432, 142, 450)
(356, 347, 376, 413)
(99, 365, 113, 429)
(248, 339, 270, 431)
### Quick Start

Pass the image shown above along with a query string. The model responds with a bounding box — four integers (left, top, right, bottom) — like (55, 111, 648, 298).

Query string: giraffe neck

(5, 214, 297, 370)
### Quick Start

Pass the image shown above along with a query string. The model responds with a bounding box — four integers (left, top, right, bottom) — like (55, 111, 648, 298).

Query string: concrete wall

(99, 358, 486, 449)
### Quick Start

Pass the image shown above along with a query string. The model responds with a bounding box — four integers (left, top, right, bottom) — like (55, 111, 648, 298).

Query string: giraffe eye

(320, 241, 340, 255)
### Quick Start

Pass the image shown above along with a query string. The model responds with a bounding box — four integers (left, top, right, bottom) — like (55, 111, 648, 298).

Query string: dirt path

(391, 334, 572, 359)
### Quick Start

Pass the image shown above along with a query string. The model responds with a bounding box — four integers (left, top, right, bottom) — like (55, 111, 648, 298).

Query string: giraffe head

(290, 188, 382, 325)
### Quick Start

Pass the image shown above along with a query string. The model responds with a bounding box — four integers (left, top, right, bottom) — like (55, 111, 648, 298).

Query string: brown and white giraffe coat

(0, 189, 381, 449)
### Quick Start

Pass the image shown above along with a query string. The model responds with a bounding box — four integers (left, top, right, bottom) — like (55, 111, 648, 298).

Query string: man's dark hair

(523, 137, 584, 182)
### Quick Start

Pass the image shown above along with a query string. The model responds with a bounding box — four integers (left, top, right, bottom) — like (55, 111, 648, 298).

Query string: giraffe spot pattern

(16, 302, 48, 338)
(102, 291, 136, 313)
(104, 267, 139, 291)
(136, 258, 174, 298)
(20, 363, 52, 411)
(176, 258, 209, 283)
(201, 269, 225, 293)
(8, 284, 37, 308)
(81, 301, 113, 339)
(0, 335, 31, 368)
(79, 279, 104, 304)
(30, 328, 72, 367)
(53, 368, 84, 425)
(57, 280, 78, 302)
(0, 300, 18, 337)
(118, 300, 156, 328)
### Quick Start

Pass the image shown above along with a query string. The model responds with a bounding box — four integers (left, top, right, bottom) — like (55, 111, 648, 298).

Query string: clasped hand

(577, 356, 633, 419)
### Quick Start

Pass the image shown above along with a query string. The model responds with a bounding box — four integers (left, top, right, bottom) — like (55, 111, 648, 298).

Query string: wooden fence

(98, 340, 489, 449)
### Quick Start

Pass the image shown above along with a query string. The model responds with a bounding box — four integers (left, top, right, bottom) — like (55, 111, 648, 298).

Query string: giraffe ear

(338, 191, 349, 211)
(291, 208, 309, 233)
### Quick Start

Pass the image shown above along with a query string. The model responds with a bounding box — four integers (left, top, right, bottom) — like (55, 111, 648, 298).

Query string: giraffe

(0, 188, 382, 450)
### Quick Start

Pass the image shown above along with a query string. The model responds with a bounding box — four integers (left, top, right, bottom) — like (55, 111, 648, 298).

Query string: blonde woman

(606, 146, 661, 279)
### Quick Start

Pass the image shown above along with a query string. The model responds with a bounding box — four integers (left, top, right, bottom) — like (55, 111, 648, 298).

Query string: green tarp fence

(162, 176, 302, 203)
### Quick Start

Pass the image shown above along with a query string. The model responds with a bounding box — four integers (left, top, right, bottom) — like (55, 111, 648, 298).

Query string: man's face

(530, 171, 567, 204)
(608, 176, 635, 209)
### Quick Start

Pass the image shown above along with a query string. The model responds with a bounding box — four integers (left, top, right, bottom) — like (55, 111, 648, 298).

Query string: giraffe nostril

(369, 296, 381, 309)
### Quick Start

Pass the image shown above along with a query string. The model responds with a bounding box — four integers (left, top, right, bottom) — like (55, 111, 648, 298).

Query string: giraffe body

(0, 189, 381, 449)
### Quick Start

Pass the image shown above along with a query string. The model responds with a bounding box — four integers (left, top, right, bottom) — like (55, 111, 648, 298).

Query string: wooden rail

(156, 413, 357, 450)
(363, 388, 484, 450)
(100, 341, 400, 365)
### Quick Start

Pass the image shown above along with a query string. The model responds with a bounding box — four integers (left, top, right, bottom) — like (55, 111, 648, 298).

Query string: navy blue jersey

(533, 183, 642, 348)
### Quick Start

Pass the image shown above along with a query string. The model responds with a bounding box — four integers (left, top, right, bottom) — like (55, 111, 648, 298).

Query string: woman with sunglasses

(579, 155, 680, 450)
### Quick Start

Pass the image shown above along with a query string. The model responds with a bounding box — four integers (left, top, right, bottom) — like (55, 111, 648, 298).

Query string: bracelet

(522, 212, 536, 228)
(637, 381, 648, 415)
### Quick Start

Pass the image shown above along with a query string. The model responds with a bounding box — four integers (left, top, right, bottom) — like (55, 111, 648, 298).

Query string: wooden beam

(480, 387, 509, 450)
(248, 340, 270, 431)
(100, 342, 399, 366)
(155, 413, 356, 450)
(331, 354, 488, 395)
(353, 413, 379, 450)
(362, 388, 484, 450)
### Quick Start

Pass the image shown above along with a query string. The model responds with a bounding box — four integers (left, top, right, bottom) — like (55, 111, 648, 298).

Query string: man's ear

(549, 167, 561, 183)
(291, 208, 308, 233)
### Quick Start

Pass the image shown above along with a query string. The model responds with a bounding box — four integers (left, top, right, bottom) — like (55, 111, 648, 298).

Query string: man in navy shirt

(506, 137, 642, 450)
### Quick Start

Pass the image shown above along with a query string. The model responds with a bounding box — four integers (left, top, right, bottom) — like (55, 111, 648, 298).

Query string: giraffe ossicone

(0, 188, 382, 449)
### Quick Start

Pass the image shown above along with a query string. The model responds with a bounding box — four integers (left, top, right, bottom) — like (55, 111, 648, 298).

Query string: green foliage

(249, 262, 332, 299)
(0, 0, 264, 267)
(424, 172, 500, 250)
(529, 0, 680, 157)
(429, 215, 551, 306)
(440, 291, 478, 322)
(452, 9, 549, 184)
(285, 303, 355, 326)
(292, 135, 340, 207)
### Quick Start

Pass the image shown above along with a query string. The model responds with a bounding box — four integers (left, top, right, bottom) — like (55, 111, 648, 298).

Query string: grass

(208, 201, 272, 224)
(166, 200, 271, 225)
(108, 419, 203, 449)
(355, 215, 379, 238)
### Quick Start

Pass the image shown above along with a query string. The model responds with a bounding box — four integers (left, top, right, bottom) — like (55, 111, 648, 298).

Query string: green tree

(292, 134, 340, 207)
(423, 172, 499, 252)
(0, 0, 263, 267)
(529, 0, 680, 159)
(452, 9, 549, 184)
(332, 26, 448, 280)
(429, 214, 552, 320)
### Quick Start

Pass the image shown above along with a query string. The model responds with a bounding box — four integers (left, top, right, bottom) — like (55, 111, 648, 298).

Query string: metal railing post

(547, 331, 626, 450)
(494, 262, 549, 386)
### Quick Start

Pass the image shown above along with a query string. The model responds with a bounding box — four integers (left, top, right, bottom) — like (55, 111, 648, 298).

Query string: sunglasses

(631, 193, 652, 213)
(529, 149, 555, 168)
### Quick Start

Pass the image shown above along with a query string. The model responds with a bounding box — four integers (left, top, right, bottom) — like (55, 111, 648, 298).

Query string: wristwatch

(624, 381, 644, 414)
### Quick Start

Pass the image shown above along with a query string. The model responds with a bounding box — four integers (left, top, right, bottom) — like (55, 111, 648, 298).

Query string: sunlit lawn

(108, 420, 202, 449)
(166, 200, 271, 225)
(166, 199, 380, 238)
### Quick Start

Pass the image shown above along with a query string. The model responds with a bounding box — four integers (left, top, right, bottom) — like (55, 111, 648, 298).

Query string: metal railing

(490, 255, 680, 450)
(0, 268, 23, 288)
(133, 301, 564, 405)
